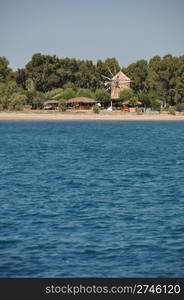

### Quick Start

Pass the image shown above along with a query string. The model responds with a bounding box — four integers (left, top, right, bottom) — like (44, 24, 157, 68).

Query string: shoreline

(0, 111, 184, 121)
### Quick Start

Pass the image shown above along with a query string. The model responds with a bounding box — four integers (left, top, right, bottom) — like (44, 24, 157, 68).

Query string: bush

(93, 105, 100, 114)
(58, 100, 67, 111)
(136, 107, 143, 115)
(168, 106, 176, 115)
(0, 95, 9, 110)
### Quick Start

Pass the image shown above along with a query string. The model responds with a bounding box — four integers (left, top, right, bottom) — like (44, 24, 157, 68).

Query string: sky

(0, 0, 184, 70)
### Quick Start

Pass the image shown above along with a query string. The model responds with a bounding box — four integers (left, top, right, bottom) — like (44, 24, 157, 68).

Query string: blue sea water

(0, 121, 184, 278)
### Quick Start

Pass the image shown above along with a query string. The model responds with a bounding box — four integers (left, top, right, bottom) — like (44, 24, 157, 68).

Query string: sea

(0, 121, 184, 277)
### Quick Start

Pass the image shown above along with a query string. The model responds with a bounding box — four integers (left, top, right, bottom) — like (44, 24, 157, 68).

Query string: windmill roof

(112, 71, 131, 81)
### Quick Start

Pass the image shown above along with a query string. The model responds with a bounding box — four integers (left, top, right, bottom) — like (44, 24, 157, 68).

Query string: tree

(15, 69, 28, 89)
(2, 52, 184, 110)
(76, 88, 94, 98)
(0, 81, 21, 110)
(45, 88, 63, 99)
(96, 58, 121, 90)
(95, 89, 110, 103)
(25, 78, 35, 91)
(62, 82, 76, 90)
(104, 58, 121, 75)
(119, 89, 135, 102)
(9, 93, 27, 111)
(74, 60, 99, 90)
(123, 60, 148, 92)
(31, 91, 45, 109)
(0, 81, 20, 98)
(25, 53, 61, 92)
(0, 57, 13, 83)
(146, 54, 180, 106)
(23, 90, 37, 106)
(59, 88, 76, 100)
(137, 91, 156, 107)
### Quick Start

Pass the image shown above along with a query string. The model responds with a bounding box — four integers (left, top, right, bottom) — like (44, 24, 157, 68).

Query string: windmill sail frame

(101, 68, 131, 99)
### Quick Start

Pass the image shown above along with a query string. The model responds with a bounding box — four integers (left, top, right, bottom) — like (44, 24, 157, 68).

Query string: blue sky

(0, 0, 184, 70)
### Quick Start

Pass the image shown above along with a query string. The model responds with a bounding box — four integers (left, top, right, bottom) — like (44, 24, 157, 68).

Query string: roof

(155, 99, 163, 104)
(67, 97, 97, 104)
(122, 100, 142, 105)
(43, 99, 59, 105)
(112, 71, 131, 82)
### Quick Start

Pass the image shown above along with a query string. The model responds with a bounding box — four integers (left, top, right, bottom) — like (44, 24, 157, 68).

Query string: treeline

(0, 53, 184, 110)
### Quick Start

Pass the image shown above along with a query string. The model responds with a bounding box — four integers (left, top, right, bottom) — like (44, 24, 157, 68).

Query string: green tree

(45, 88, 63, 99)
(23, 90, 37, 106)
(119, 89, 135, 102)
(0, 81, 27, 110)
(0, 57, 13, 83)
(25, 78, 35, 91)
(76, 88, 94, 98)
(25, 53, 61, 92)
(74, 60, 99, 90)
(146, 54, 181, 106)
(15, 69, 28, 89)
(9, 93, 27, 111)
(137, 91, 156, 107)
(0, 81, 20, 98)
(31, 91, 45, 109)
(123, 60, 148, 92)
(62, 81, 76, 90)
(95, 88, 110, 103)
(59, 88, 76, 100)
(0, 94, 9, 110)
(104, 58, 121, 76)
(96, 58, 121, 90)
(7, 52, 184, 108)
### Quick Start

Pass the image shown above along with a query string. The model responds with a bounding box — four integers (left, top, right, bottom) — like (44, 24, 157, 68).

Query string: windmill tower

(102, 67, 131, 99)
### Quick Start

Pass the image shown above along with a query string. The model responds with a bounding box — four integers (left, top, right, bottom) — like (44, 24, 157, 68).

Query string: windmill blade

(101, 74, 112, 80)
(113, 64, 116, 75)
(107, 66, 114, 77)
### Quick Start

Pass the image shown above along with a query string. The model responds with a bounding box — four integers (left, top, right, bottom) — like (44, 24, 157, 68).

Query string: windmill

(101, 66, 131, 110)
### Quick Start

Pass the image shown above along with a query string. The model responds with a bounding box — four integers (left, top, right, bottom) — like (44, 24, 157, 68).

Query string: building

(67, 97, 97, 109)
(43, 99, 59, 110)
(111, 71, 131, 99)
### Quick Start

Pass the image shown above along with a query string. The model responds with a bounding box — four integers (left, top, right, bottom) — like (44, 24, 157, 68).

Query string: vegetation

(95, 88, 111, 107)
(168, 106, 176, 115)
(0, 53, 184, 111)
(93, 105, 100, 114)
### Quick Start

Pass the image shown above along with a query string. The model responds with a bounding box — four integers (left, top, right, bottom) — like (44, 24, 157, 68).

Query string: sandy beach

(0, 110, 184, 121)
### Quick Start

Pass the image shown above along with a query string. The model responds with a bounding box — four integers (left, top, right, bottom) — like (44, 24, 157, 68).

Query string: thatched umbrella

(43, 100, 59, 105)
(43, 99, 59, 110)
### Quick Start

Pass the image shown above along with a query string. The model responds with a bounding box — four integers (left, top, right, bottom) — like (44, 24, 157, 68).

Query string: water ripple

(0, 121, 184, 277)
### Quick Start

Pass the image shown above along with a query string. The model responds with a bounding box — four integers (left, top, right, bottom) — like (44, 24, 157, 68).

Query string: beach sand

(0, 110, 184, 121)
